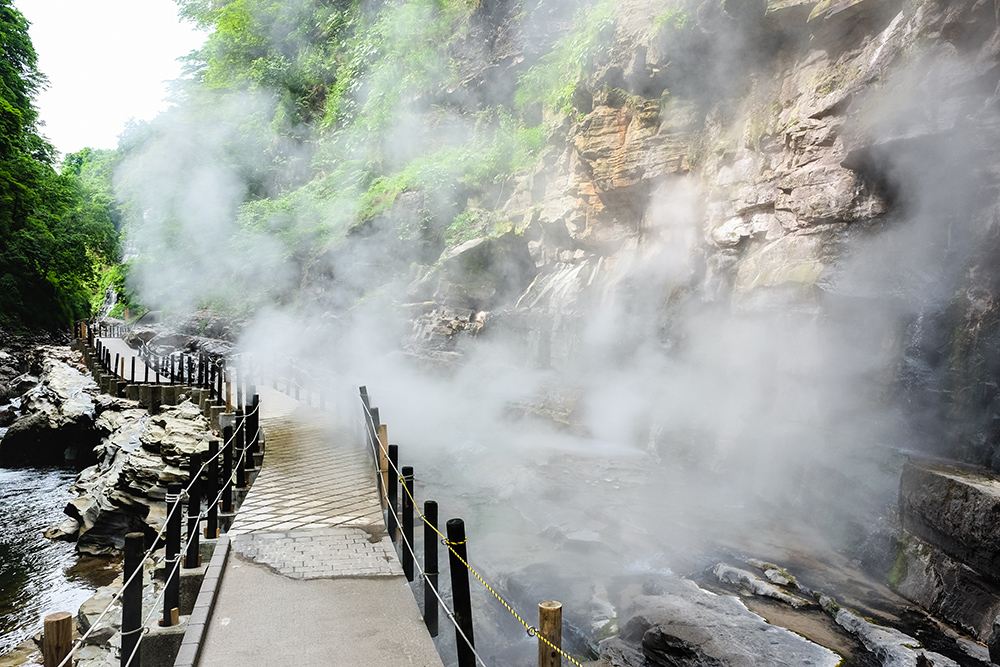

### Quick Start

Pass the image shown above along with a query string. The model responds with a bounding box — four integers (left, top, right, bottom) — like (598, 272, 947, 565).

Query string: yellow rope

(398, 474, 584, 667)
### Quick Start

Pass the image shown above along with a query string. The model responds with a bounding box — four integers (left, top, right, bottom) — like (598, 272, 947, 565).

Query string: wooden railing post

(160, 484, 182, 627)
(121, 532, 144, 667)
(387, 444, 399, 542)
(424, 500, 439, 637)
(43, 612, 73, 667)
(538, 601, 562, 667)
(185, 453, 201, 569)
(402, 466, 414, 582)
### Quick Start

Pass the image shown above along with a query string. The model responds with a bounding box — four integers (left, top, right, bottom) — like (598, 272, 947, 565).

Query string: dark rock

(988, 616, 1000, 664)
(601, 578, 840, 667)
(0, 406, 13, 427)
(9, 374, 37, 397)
(899, 461, 1000, 586)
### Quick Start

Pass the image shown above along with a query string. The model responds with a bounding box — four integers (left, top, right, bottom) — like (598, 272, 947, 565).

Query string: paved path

(196, 390, 444, 667)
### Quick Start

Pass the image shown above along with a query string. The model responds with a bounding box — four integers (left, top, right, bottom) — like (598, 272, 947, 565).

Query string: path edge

(172, 535, 231, 667)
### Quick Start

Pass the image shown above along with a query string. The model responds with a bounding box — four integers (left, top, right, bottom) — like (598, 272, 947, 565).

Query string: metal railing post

(447, 518, 475, 667)
(424, 500, 439, 637)
(160, 484, 182, 627)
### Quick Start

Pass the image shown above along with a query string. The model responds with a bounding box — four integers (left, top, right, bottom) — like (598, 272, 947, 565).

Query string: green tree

(0, 2, 119, 329)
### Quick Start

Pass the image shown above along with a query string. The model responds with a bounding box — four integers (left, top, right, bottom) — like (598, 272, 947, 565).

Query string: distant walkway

(196, 390, 444, 667)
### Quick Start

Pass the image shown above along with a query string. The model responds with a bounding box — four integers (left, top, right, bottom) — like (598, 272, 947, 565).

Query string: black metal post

(121, 532, 143, 667)
(222, 425, 234, 514)
(185, 453, 201, 569)
(205, 440, 219, 539)
(235, 413, 247, 489)
(131, 356, 136, 384)
(402, 466, 414, 582)
(144, 360, 149, 384)
(387, 444, 399, 543)
(447, 518, 475, 667)
(424, 500, 439, 637)
(114, 353, 120, 378)
(162, 484, 182, 626)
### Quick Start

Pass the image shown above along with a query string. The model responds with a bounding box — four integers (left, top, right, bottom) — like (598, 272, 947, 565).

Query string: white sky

(13, 0, 207, 158)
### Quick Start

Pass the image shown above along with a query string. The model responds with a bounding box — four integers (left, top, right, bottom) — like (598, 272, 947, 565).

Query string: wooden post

(538, 601, 563, 667)
(402, 466, 414, 582)
(447, 518, 475, 667)
(43, 612, 73, 667)
(378, 424, 389, 511)
(121, 532, 143, 667)
(221, 425, 234, 514)
(235, 412, 247, 489)
(424, 500, 439, 637)
(185, 453, 201, 568)
(225, 379, 232, 413)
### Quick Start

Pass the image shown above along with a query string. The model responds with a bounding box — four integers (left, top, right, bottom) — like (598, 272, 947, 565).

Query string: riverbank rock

(50, 400, 212, 554)
(598, 577, 841, 666)
(0, 347, 99, 466)
(888, 460, 1000, 641)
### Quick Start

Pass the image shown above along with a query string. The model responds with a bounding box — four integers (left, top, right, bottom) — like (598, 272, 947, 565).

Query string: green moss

(887, 540, 909, 590)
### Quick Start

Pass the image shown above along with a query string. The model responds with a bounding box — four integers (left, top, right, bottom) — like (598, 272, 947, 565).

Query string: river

(0, 466, 115, 656)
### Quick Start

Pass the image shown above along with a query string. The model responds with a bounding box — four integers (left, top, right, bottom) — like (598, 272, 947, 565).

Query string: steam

(114, 0, 1000, 660)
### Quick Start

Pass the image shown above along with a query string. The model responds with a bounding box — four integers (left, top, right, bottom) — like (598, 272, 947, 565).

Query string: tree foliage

(0, 2, 118, 329)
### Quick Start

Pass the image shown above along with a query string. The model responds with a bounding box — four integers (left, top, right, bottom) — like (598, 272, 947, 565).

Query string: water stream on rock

(0, 466, 115, 656)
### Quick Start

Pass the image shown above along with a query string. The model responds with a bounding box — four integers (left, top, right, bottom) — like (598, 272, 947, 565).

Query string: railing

(41, 330, 263, 667)
(359, 386, 577, 667)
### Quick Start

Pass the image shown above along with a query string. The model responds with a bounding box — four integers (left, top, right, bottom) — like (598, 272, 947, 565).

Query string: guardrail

(42, 330, 264, 667)
(359, 386, 578, 667)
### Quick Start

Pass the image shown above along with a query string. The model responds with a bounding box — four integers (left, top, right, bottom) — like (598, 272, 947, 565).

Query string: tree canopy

(0, 2, 119, 329)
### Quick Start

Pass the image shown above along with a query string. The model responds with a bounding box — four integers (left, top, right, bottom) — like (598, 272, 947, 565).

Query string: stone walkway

(226, 407, 399, 578)
(196, 390, 443, 667)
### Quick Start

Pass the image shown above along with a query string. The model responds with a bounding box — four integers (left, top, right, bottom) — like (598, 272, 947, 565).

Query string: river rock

(51, 400, 211, 553)
(0, 347, 99, 466)
(712, 563, 812, 608)
(599, 577, 841, 666)
(835, 608, 959, 667)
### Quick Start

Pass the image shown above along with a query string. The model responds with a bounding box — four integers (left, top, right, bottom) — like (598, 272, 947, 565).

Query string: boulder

(599, 578, 841, 666)
(0, 348, 99, 466)
(48, 401, 211, 553)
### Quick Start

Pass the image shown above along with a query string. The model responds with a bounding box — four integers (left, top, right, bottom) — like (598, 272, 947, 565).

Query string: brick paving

(197, 388, 444, 667)
(227, 403, 400, 578)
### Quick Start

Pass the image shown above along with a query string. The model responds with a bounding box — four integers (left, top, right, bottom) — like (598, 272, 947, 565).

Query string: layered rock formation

(0, 347, 100, 467)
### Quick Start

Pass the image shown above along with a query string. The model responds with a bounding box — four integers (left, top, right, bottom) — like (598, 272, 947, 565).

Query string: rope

(55, 399, 262, 667)
(361, 396, 584, 667)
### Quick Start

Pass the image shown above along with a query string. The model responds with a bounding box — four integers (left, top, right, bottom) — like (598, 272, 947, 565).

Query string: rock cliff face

(404, 0, 1000, 469)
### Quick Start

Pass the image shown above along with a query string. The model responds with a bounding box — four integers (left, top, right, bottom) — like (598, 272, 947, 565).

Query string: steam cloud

(114, 0, 1000, 660)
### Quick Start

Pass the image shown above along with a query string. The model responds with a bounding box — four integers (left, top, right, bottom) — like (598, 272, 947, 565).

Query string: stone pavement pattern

(197, 390, 443, 667)
(227, 413, 399, 578)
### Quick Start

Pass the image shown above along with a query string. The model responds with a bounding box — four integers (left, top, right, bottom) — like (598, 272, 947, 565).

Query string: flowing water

(0, 466, 114, 656)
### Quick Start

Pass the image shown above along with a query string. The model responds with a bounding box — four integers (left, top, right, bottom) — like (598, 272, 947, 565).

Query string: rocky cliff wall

(408, 0, 1000, 472)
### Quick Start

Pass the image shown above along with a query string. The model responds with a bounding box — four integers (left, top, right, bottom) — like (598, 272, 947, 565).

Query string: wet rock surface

(50, 400, 212, 555)
(0, 346, 99, 467)
(599, 578, 841, 667)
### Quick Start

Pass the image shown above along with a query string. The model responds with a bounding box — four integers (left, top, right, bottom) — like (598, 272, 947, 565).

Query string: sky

(13, 0, 207, 158)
